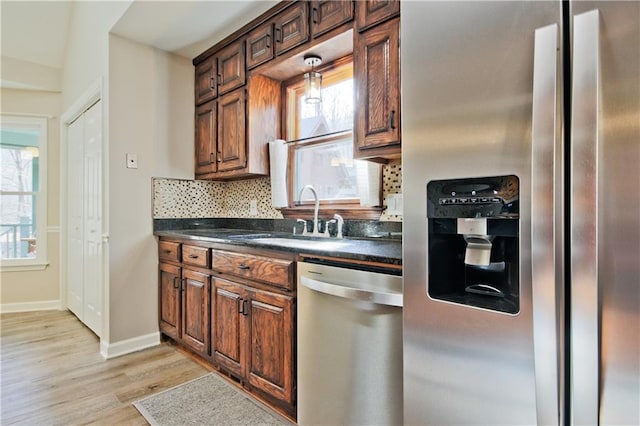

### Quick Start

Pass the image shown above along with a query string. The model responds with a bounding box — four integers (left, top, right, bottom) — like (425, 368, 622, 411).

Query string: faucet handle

(333, 214, 344, 239)
(295, 218, 308, 235)
(324, 219, 337, 237)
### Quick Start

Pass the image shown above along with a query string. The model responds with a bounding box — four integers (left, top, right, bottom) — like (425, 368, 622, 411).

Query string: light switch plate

(126, 153, 138, 169)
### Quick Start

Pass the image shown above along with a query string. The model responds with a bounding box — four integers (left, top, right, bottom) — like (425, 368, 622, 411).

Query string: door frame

(59, 78, 109, 349)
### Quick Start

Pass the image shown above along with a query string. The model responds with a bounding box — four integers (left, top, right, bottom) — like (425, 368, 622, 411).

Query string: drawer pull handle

(163, 250, 172, 254)
(173, 277, 180, 289)
(188, 254, 199, 259)
(238, 263, 250, 270)
(241, 299, 249, 316)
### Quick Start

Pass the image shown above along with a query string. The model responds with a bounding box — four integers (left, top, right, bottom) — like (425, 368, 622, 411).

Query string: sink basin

(249, 237, 352, 251)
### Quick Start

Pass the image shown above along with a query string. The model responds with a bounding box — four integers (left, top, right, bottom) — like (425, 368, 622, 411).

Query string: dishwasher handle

(300, 275, 403, 307)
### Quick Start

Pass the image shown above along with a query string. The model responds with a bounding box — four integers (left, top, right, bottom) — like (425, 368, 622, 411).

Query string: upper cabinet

(194, 41, 245, 106)
(354, 15, 400, 160)
(246, 22, 275, 70)
(311, 1, 354, 38)
(194, 75, 281, 180)
(273, 1, 310, 55)
(356, 0, 400, 32)
(195, 56, 216, 105)
(193, 0, 400, 179)
(217, 40, 246, 96)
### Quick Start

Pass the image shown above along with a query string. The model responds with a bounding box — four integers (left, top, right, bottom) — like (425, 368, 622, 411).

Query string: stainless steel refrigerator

(401, 1, 639, 424)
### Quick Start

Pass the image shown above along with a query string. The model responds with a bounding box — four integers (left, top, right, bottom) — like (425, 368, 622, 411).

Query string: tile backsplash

(153, 161, 402, 221)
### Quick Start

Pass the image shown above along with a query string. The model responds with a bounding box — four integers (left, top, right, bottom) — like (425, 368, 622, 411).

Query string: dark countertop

(155, 228, 402, 267)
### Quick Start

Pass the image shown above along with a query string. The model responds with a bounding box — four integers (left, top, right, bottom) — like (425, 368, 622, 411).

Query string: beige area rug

(133, 373, 290, 426)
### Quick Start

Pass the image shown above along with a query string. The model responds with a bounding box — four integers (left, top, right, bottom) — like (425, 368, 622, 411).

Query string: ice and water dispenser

(427, 175, 520, 314)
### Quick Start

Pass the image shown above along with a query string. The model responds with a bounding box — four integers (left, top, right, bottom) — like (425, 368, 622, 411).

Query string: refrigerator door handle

(571, 10, 601, 426)
(531, 22, 562, 426)
(299, 275, 403, 307)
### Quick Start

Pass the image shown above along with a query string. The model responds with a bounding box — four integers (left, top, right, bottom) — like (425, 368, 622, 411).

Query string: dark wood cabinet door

(354, 17, 400, 157)
(217, 39, 246, 96)
(217, 88, 247, 172)
(246, 22, 274, 70)
(356, 0, 399, 32)
(181, 269, 210, 356)
(212, 278, 247, 378)
(311, 0, 353, 38)
(274, 2, 309, 56)
(195, 56, 216, 105)
(159, 263, 181, 340)
(246, 290, 294, 405)
(195, 100, 217, 176)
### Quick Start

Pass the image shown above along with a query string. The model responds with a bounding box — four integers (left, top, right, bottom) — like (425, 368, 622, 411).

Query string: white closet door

(65, 100, 103, 337)
(66, 116, 84, 318)
(82, 101, 103, 336)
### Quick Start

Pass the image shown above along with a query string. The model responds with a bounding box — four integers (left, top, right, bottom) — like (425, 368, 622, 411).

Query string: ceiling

(110, 1, 279, 59)
(0, 0, 278, 90)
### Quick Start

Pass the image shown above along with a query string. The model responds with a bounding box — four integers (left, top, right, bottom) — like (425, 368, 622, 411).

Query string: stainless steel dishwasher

(297, 259, 403, 426)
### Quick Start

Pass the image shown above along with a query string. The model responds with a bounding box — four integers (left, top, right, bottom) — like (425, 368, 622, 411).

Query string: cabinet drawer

(159, 241, 181, 263)
(212, 250, 293, 291)
(182, 245, 211, 268)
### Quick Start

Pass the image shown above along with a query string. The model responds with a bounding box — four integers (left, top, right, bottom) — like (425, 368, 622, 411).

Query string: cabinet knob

(266, 33, 271, 49)
(188, 254, 199, 259)
(173, 276, 180, 289)
(238, 263, 250, 270)
(389, 110, 397, 130)
(275, 27, 281, 43)
(312, 7, 319, 24)
(209, 75, 215, 90)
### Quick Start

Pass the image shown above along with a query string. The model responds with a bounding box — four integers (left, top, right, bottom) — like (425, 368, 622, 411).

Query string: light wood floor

(1, 310, 210, 425)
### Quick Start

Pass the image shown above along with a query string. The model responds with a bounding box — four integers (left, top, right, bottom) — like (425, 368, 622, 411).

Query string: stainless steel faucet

(297, 185, 320, 235)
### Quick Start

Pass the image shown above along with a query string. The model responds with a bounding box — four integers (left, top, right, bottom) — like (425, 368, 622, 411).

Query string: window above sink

(280, 57, 383, 221)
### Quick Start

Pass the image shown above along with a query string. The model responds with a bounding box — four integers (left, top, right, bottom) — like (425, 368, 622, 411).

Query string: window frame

(279, 56, 382, 220)
(0, 114, 48, 271)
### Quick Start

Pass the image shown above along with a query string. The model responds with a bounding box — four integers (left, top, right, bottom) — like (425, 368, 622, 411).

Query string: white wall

(0, 88, 62, 311)
(61, 1, 193, 349)
(108, 34, 193, 344)
(61, 1, 131, 111)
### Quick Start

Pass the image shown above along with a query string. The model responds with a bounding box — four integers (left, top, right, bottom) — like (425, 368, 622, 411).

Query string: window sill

(280, 206, 383, 220)
(1, 261, 49, 272)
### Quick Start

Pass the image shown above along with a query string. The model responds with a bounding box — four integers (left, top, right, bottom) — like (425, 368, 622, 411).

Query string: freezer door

(570, 3, 640, 425)
(402, 1, 562, 424)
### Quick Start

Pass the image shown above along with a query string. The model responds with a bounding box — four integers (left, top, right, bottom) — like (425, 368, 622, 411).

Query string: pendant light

(303, 55, 322, 104)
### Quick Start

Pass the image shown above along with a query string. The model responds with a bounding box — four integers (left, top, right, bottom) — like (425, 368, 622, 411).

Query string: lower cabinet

(181, 269, 211, 356)
(212, 277, 295, 405)
(159, 262, 211, 358)
(158, 238, 296, 418)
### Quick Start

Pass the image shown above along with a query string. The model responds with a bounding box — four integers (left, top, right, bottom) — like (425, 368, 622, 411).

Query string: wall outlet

(126, 153, 138, 169)
(249, 199, 258, 216)
(386, 193, 403, 215)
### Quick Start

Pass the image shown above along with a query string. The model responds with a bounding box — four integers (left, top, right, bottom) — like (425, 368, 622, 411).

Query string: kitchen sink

(247, 237, 352, 251)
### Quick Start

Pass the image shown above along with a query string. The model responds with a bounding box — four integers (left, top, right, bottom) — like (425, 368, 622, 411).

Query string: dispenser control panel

(426, 175, 520, 315)
(439, 196, 503, 205)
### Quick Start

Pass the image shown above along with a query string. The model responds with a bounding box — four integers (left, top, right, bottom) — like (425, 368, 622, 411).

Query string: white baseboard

(0, 300, 62, 313)
(100, 331, 161, 359)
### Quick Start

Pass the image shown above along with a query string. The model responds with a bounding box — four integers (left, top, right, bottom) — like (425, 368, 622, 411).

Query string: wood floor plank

(0, 310, 209, 425)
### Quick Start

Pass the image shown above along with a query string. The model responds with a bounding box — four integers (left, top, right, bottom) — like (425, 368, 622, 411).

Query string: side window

(283, 58, 381, 217)
(0, 115, 48, 269)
